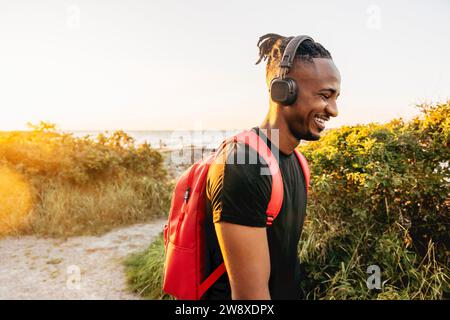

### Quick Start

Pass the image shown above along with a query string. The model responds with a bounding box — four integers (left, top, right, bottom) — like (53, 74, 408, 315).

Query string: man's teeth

(315, 117, 325, 124)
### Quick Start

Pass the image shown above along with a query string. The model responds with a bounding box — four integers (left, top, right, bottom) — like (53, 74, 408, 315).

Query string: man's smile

(313, 114, 329, 131)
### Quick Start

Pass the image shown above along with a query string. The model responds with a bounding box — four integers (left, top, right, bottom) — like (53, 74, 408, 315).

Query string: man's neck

(259, 107, 300, 155)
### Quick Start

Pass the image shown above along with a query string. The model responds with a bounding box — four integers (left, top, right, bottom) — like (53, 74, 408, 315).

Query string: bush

(298, 101, 449, 299)
(0, 122, 173, 237)
(124, 233, 173, 300)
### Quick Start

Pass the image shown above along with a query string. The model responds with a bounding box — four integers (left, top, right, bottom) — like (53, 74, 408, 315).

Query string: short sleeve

(206, 141, 272, 227)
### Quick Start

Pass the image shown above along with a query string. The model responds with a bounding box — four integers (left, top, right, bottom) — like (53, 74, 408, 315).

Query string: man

(203, 34, 341, 300)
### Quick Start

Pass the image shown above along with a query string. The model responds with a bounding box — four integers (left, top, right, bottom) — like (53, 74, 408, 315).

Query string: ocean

(70, 129, 243, 150)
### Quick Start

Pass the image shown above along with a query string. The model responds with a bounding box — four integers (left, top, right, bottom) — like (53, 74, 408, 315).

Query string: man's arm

(214, 221, 271, 300)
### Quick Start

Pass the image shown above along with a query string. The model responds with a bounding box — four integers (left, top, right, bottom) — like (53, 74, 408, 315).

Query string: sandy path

(0, 218, 166, 300)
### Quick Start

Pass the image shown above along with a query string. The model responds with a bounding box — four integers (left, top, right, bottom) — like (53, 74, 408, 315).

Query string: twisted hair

(255, 33, 332, 77)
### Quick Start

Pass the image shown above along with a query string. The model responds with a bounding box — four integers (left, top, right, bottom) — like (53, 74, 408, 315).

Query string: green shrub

(298, 101, 449, 299)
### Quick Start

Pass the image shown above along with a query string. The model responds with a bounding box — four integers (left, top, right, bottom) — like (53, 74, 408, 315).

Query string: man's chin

(299, 130, 321, 141)
(303, 135, 320, 141)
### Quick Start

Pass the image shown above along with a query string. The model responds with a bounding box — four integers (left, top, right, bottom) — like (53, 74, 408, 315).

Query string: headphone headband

(270, 34, 314, 106)
(279, 35, 313, 77)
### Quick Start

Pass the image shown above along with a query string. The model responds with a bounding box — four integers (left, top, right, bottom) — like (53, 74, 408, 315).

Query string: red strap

(233, 130, 284, 225)
(198, 262, 226, 298)
(294, 149, 310, 193)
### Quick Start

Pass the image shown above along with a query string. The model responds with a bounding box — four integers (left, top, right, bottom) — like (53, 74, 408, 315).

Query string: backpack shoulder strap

(233, 130, 283, 226)
(293, 149, 310, 193)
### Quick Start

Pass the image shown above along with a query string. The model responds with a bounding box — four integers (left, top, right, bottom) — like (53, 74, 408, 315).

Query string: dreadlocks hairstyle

(255, 33, 332, 78)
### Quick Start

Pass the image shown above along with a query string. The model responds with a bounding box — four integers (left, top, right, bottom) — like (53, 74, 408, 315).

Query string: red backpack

(162, 130, 310, 300)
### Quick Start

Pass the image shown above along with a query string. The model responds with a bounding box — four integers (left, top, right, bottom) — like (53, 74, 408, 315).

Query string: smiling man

(203, 34, 341, 300)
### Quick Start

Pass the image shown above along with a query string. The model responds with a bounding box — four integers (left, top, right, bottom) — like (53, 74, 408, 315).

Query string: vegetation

(0, 121, 173, 237)
(298, 101, 449, 299)
(124, 233, 174, 300)
(124, 101, 449, 299)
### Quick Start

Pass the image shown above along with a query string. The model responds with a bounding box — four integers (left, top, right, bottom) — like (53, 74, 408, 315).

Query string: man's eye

(320, 94, 329, 100)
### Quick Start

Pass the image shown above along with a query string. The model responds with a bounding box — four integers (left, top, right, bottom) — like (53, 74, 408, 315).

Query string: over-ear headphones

(270, 35, 313, 106)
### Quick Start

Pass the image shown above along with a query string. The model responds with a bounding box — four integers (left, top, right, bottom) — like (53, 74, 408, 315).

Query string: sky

(0, 0, 449, 131)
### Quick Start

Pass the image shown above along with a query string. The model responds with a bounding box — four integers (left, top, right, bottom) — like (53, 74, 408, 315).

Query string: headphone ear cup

(270, 78, 298, 106)
(284, 78, 298, 105)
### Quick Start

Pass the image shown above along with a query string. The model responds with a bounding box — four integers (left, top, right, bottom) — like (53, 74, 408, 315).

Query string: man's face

(280, 58, 341, 141)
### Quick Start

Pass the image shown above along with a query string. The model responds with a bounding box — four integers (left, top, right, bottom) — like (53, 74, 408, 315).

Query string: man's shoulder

(208, 139, 271, 181)
(206, 139, 273, 228)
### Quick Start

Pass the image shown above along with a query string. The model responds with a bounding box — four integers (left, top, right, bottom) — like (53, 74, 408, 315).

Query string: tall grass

(124, 233, 174, 300)
(0, 122, 173, 237)
(124, 101, 449, 300)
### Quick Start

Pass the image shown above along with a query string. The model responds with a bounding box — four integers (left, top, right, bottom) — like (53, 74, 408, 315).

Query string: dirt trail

(0, 219, 166, 300)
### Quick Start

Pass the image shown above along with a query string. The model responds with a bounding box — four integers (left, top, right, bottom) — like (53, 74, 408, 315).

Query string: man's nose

(326, 101, 338, 118)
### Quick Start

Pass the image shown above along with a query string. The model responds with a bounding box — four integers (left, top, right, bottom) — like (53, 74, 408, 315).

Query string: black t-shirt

(203, 127, 307, 300)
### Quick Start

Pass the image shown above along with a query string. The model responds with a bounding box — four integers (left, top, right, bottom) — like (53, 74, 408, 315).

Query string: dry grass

(0, 122, 173, 237)
(0, 165, 33, 235)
